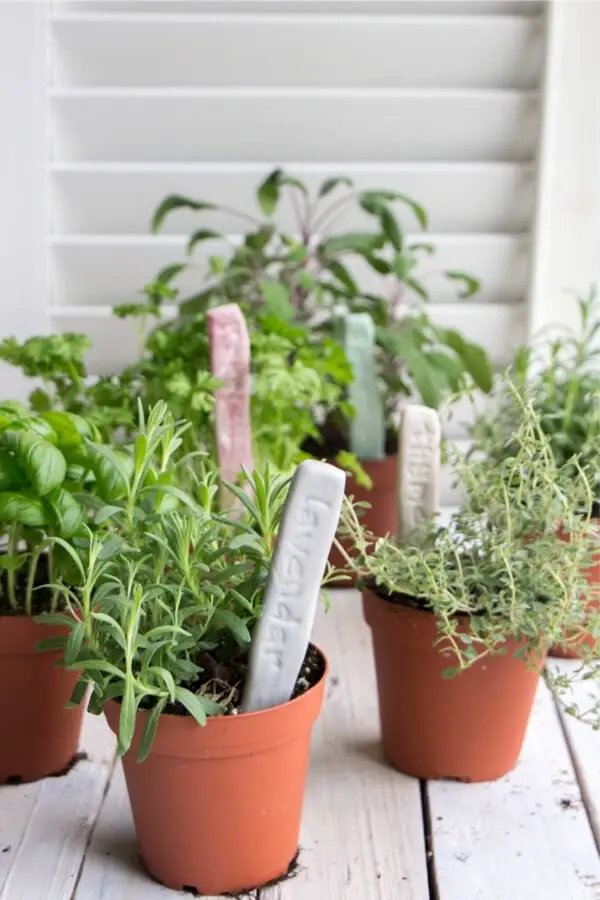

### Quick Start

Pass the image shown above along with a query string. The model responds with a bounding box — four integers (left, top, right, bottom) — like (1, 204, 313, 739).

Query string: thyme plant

(340, 385, 600, 725)
(50, 403, 340, 760)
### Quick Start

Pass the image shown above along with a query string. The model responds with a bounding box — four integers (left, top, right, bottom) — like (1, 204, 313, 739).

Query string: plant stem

(7, 528, 19, 611)
(25, 548, 43, 618)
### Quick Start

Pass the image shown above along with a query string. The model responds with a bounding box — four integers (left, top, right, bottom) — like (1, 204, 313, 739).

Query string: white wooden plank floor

(1, 591, 599, 900)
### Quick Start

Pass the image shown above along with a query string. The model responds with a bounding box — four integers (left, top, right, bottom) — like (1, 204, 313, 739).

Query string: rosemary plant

(50, 403, 340, 760)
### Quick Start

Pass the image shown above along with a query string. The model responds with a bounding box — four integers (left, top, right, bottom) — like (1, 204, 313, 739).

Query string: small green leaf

(0, 554, 27, 573)
(445, 270, 480, 300)
(138, 698, 166, 763)
(440, 329, 493, 394)
(64, 620, 85, 665)
(66, 679, 88, 709)
(45, 488, 85, 537)
(321, 233, 382, 257)
(0, 492, 47, 527)
(187, 229, 222, 255)
(39, 412, 86, 447)
(86, 441, 130, 501)
(151, 195, 216, 234)
(5, 431, 67, 496)
(318, 176, 354, 198)
(327, 260, 358, 294)
(257, 169, 282, 217)
(29, 389, 52, 412)
(156, 263, 187, 284)
(212, 609, 251, 645)
(119, 677, 137, 755)
(36, 635, 68, 652)
(94, 504, 123, 525)
(174, 687, 208, 726)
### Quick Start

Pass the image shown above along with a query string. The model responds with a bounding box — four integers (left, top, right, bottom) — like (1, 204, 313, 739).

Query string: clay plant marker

(397, 405, 441, 542)
(241, 459, 346, 714)
(342, 312, 385, 461)
(207, 304, 253, 508)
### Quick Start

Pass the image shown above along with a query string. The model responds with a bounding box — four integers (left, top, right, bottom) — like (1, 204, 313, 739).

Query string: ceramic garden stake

(241, 460, 346, 713)
(207, 304, 253, 507)
(397, 405, 441, 541)
(342, 312, 385, 460)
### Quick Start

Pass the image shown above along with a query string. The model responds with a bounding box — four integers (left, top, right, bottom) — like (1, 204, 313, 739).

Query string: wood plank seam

(68, 748, 119, 900)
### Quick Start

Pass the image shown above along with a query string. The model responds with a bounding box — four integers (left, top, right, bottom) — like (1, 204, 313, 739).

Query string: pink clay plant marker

(207, 304, 253, 507)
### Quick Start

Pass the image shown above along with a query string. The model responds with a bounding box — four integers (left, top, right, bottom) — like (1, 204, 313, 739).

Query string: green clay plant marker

(343, 312, 385, 461)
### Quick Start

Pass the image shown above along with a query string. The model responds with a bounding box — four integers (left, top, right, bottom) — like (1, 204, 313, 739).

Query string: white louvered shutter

(6, 0, 547, 500)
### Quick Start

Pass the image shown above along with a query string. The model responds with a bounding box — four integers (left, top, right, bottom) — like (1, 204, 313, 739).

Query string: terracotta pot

(329, 454, 397, 584)
(0, 616, 85, 783)
(363, 587, 544, 782)
(104, 646, 327, 896)
(550, 520, 600, 659)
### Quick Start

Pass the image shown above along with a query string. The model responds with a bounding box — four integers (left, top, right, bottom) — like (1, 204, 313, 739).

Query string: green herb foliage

(148, 168, 493, 424)
(0, 314, 352, 480)
(340, 382, 600, 726)
(470, 288, 600, 502)
(0, 403, 109, 615)
(52, 403, 340, 759)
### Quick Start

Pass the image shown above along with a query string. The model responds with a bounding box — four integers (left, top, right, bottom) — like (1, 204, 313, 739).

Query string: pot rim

(105, 642, 328, 725)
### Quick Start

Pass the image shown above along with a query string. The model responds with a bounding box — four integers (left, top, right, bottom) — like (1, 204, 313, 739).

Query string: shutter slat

(51, 89, 539, 163)
(50, 163, 535, 235)
(48, 234, 530, 307)
(51, 14, 543, 90)
(55, 2, 545, 16)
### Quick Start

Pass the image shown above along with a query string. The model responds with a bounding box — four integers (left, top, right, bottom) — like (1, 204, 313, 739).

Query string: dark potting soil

(0, 554, 59, 616)
(302, 418, 397, 460)
(364, 576, 434, 615)
(149, 643, 326, 719)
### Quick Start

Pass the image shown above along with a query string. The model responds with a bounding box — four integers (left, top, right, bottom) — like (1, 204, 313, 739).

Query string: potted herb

(340, 387, 600, 782)
(52, 403, 344, 895)
(148, 167, 493, 548)
(470, 288, 600, 657)
(0, 402, 114, 782)
(0, 310, 353, 484)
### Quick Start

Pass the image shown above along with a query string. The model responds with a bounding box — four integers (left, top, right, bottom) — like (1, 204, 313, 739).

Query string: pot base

(144, 847, 300, 896)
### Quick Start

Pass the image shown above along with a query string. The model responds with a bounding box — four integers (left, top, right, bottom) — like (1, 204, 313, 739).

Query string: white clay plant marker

(397, 405, 441, 542)
(343, 312, 385, 460)
(206, 304, 254, 509)
(241, 459, 346, 714)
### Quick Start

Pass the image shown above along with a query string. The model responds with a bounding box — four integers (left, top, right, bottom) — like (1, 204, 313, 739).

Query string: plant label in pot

(207, 304, 253, 507)
(342, 312, 385, 461)
(241, 460, 345, 713)
(397, 405, 441, 541)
